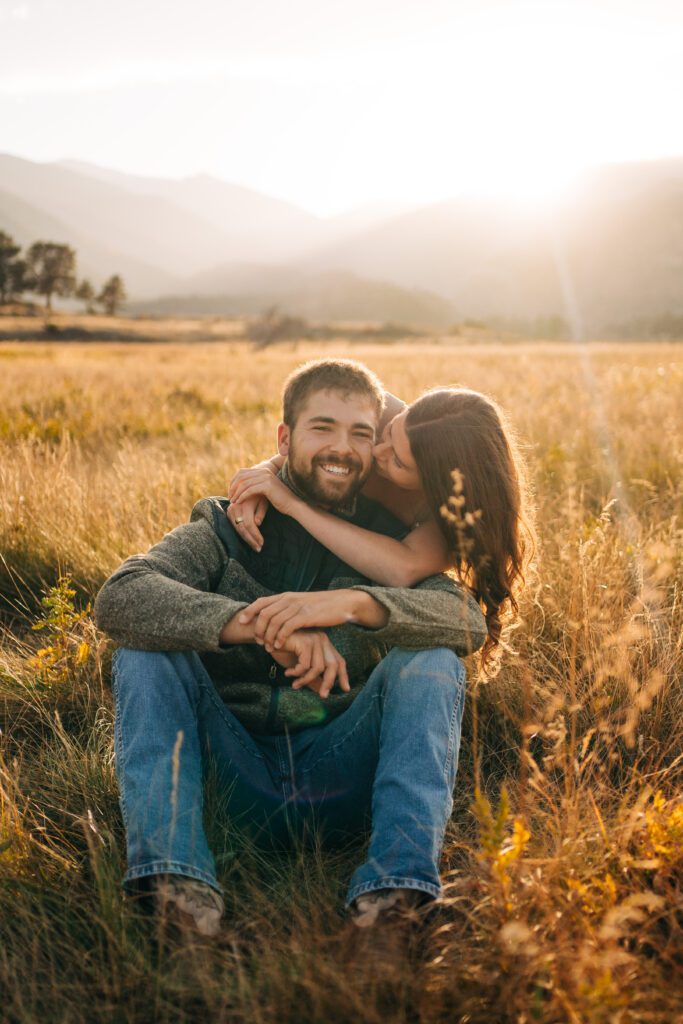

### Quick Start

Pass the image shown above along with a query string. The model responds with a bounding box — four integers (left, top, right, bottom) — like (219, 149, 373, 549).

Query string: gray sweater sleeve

(94, 517, 248, 652)
(350, 576, 487, 656)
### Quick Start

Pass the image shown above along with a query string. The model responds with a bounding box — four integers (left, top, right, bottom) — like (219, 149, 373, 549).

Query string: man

(95, 359, 486, 938)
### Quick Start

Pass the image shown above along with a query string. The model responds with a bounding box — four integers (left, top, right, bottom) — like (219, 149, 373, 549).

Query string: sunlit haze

(2, 0, 682, 214)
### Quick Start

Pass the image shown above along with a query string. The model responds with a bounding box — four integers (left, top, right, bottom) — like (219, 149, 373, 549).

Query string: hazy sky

(2, 0, 682, 214)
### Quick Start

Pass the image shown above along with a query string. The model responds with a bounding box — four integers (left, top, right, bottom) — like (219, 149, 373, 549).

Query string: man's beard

(287, 450, 368, 511)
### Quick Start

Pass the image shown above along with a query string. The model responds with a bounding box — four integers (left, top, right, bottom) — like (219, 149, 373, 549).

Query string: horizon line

(3, 148, 683, 219)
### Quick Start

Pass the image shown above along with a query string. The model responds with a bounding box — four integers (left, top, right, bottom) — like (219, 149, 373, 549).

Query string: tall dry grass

(0, 337, 681, 1023)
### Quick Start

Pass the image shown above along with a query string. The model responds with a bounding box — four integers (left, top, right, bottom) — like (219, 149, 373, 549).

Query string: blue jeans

(112, 645, 466, 906)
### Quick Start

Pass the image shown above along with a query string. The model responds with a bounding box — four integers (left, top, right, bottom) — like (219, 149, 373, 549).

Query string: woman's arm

(229, 471, 451, 586)
(293, 503, 451, 586)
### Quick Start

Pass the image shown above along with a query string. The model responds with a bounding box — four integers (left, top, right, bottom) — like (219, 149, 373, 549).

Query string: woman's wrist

(350, 590, 389, 628)
(288, 494, 308, 520)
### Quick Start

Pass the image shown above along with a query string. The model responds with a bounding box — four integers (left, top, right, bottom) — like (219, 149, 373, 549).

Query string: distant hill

(301, 160, 683, 328)
(57, 160, 323, 261)
(0, 184, 179, 297)
(0, 155, 240, 282)
(1, 153, 682, 329)
(129, 270, 457, 327)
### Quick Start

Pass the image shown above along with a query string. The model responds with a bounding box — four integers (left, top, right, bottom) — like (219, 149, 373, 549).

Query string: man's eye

(313, 425, 330, 432)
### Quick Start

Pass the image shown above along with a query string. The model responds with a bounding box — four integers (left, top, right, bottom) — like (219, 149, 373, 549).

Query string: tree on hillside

(25, 241, 77, 311)
(75, 279, 96, 314)
(97, 274, 127, 316)
(8, 257, 29, 303)
(0, 231, 26, 304)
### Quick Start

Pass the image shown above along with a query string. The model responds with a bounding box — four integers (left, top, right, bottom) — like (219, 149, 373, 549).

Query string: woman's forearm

(290, 499, 446, 586)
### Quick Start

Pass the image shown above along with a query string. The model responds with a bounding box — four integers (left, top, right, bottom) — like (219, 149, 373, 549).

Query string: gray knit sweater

(95, 495, 487, 734)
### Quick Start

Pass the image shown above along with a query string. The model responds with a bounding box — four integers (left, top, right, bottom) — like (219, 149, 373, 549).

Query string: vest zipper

(265, 530, 316, 732)
(265, 662, 279, 732)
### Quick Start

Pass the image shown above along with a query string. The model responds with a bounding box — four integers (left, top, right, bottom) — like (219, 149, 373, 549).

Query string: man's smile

(312, 455, 360, 482)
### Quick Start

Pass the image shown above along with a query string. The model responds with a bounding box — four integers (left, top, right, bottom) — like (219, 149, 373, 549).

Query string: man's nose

(328, 431, 354, 455)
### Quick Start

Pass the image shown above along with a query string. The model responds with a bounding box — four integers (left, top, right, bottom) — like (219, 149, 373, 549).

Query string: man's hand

(237, 589, 388, 648)
(219, 611, 349, 700)
(273, 628, 349, 699)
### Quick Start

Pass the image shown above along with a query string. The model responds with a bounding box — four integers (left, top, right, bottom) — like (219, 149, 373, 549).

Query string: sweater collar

(279, 460, 359, 519)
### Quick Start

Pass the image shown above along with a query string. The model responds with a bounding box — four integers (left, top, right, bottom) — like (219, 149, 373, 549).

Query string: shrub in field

(29, 575, 94, 687)
(246, 307, 312, 347)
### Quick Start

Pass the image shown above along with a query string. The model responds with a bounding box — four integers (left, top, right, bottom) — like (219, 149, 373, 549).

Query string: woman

(228, 387, 533, 672)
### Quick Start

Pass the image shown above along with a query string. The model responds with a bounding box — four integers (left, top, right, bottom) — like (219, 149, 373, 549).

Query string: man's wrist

(219, 608, 255, 646)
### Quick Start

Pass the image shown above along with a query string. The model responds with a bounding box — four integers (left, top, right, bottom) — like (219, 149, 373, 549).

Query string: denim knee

(111, 648, 203, 701)
(112, 647, 157, 689)
(385, 646, 465, 688)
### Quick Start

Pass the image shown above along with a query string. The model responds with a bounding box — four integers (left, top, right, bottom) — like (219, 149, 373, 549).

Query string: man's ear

(277, 422, 290, 457)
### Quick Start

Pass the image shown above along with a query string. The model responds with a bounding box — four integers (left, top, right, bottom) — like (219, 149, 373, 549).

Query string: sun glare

(1, 0, 681, 215)
(464, 160, 584, 208)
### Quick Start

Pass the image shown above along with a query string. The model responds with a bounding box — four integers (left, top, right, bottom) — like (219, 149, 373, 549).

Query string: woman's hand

(230, 468, 301, 522)
(226, 493, 268, 551)
(239, 590, 358, 649)
(226, 464, 288, 551)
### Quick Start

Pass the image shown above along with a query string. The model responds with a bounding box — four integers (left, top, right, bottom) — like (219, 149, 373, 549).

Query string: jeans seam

(298, 692, 382, 776)
(281, 733, 296, 796)
(443, 673, 465, 783)
(197, 676, 266, 760)
(111, 667, 130, 832)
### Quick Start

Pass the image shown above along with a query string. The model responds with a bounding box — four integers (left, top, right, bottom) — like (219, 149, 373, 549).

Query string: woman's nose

(373, 439, 388, 458)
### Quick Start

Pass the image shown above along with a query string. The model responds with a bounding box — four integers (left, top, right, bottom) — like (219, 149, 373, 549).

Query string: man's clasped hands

(236, 587, 386, 700)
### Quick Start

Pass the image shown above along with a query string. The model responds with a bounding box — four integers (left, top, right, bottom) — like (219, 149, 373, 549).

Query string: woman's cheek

(373, 457, 389, 480)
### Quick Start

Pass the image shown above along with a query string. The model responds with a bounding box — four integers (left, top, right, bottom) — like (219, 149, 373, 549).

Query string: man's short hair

(282, 359, 384, 427)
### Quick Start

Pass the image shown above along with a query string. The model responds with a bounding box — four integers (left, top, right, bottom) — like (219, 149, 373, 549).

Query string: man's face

(278, 389, 377, 509)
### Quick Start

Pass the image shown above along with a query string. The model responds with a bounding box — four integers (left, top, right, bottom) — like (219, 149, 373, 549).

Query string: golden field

(0, 333, 682, 1024)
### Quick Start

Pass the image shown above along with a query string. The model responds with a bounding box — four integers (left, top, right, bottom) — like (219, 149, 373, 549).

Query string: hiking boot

(350, 887, 427, 929)
(342, 888, 430, 967)
(152, 874, 224, 937)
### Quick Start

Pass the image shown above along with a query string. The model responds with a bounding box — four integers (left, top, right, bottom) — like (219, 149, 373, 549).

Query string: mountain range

(1, 153, 682, 330)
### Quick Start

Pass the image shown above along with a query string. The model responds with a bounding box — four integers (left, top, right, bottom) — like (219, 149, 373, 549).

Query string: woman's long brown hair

(406, 388, 534, 672)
